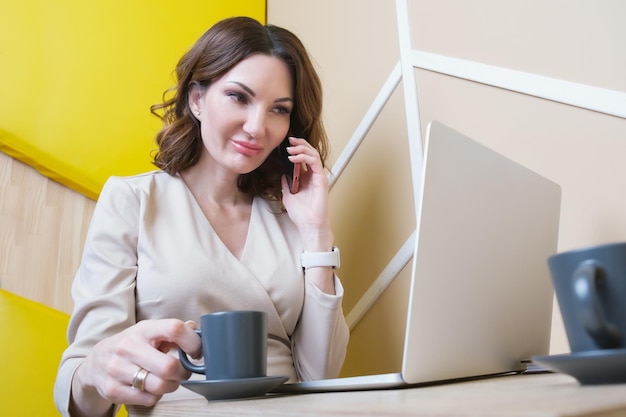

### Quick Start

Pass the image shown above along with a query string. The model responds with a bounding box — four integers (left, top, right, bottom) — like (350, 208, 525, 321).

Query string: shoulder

(99, 170, 183, 200)
(101, 170, 169, 192)
(95, 171, 184, 216)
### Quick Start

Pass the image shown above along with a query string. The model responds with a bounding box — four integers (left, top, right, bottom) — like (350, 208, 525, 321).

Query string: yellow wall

(0, 0, 265, 199)
(1, 290, 70, 416)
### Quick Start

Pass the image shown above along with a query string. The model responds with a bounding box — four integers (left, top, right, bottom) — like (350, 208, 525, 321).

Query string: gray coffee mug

(548, 242, 626, 352)
(179, 310, 267, 380)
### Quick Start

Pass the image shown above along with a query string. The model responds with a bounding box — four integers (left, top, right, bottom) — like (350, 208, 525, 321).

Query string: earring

(196, 111, 201, 116)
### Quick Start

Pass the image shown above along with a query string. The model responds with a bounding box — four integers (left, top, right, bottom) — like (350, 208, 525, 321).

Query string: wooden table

(127, 373, 626, 417)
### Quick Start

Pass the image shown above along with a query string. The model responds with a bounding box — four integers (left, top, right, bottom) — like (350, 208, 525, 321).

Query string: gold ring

(132, 367, 149, 391)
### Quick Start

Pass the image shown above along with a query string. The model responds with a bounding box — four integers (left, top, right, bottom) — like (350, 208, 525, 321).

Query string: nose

(242, 107, 266, 139)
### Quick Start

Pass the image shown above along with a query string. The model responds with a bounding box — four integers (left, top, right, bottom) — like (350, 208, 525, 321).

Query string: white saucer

(532, 347, 626, 385)
(181, 375, 289, 400)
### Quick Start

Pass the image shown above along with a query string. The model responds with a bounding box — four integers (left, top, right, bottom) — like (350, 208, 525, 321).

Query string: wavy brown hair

(151, 16, 329, 201)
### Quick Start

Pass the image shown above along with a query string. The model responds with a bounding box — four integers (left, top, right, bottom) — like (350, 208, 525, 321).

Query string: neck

(180, 162, 251, 208)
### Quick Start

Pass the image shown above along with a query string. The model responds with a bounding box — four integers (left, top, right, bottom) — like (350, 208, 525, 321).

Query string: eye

(272, 105, 292, 115)
(226, 90, 248, 104)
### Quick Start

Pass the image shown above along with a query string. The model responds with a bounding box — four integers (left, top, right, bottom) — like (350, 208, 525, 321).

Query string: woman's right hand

(69, 319, 201, 417)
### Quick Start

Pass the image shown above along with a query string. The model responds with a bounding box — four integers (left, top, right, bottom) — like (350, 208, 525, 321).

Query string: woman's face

(191, 54, 293, 176)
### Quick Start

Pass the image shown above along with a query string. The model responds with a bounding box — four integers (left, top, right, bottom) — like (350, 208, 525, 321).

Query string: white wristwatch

(301, 246, 341, 270)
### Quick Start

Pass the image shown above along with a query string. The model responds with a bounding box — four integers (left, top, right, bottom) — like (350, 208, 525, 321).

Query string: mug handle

(178, 329, 206, 374)
(572, 261, 623, 349)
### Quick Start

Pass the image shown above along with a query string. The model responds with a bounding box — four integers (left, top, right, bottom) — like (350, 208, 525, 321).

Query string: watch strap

(301, 246, 340, 269)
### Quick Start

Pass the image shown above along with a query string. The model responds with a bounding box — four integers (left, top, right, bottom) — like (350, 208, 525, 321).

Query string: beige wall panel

(329, 89, 415, 376)
(269, 0, 626, 375)
(269, 0, 414, 376)
(343, 264, 412, 376)
(408, 0, 626, 91)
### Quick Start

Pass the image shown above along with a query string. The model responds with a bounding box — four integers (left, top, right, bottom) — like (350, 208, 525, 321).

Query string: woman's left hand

(281, 137, 334, 252)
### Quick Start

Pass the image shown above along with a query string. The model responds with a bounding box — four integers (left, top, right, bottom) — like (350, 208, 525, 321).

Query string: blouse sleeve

(54, 177, 140, 417)
(291, 274, 350, 381)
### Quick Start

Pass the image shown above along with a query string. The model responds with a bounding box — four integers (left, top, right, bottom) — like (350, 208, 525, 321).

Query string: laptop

(274, 121, 561, 393)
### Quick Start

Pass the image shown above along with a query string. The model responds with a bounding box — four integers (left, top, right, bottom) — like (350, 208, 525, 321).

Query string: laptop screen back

(402, 121, 561, 383)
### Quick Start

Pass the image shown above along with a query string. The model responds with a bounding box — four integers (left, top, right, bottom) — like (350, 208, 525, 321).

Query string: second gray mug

(548, 242, 626, 352)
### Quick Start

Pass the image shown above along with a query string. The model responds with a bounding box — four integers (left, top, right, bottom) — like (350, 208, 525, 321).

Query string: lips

(231, 139, 263, 156)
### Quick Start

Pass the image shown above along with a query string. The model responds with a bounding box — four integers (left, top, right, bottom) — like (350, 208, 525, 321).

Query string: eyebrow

(228, 81, 293, 104)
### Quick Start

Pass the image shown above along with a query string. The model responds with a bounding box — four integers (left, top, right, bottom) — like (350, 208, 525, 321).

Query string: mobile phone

(279, 138, 300, 194)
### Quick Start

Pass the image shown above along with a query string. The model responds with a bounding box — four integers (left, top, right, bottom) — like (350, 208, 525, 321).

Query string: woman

(54, 16, 349, 417)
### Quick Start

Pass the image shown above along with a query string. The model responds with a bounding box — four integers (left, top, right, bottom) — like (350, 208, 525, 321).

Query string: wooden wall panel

(0, 151, 94, 313)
